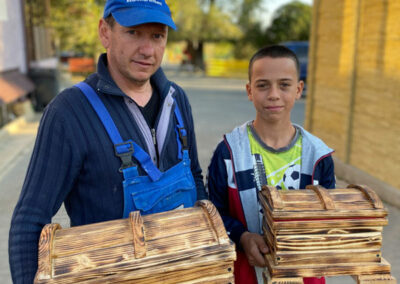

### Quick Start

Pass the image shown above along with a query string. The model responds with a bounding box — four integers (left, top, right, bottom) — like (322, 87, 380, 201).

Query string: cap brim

(112, 8, 177, 30)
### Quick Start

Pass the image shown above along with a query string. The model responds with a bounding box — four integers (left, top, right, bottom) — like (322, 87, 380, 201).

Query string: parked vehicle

(281, 41, 309, 82)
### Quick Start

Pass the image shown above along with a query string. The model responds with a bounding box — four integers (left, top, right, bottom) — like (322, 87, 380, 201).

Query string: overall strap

(174, 101, 188, 160)
(75, 82, 162, 181)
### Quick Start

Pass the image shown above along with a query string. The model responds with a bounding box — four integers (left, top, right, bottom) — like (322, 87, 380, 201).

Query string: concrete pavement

(1, 71, 399, 283)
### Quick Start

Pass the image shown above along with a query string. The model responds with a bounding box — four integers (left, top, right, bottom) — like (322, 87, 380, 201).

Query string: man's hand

(239, 231, 269, 267)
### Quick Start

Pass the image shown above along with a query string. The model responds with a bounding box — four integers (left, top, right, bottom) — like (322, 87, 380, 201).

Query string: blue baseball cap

(103, 0, 177, 30)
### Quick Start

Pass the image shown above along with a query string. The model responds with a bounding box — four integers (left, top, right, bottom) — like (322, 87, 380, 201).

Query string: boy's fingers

(250, 249, 267, 266)
(255, 235, 269, 254)
(260, 246, 269, 254)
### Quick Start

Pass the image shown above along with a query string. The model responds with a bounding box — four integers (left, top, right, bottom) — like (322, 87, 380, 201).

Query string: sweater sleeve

(207, 141, 247, 246)
(8, 104, 82, 283)
(315, 155, 336, 189)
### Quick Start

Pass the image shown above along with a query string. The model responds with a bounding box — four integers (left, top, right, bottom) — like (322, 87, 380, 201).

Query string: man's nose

(139, 38, 154, 56)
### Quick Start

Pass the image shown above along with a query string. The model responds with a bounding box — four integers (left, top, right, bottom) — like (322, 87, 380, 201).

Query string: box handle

(262, 185, 284, 210)
(34, 223, 61, 282)
(347, 184, 384, 209)
(129, 211, 147, 258)
(306, 185, 335, 210)
(196, 200, 231, 245)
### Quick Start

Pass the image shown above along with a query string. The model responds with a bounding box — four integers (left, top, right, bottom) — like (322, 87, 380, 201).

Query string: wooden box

(34, 200, 236, 284)
(258, 184, 394, 279)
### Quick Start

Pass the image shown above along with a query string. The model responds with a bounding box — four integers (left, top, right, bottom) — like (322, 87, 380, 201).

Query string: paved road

(1, 71, 398, 283)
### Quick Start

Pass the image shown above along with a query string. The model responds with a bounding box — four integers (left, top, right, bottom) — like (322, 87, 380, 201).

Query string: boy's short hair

(248, 45, 300, 81)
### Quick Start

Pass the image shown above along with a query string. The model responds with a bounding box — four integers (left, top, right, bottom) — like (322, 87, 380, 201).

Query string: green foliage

(168, 0, 242, 42)
(49, 0, 105, 58)
(264, 1, 312, 44)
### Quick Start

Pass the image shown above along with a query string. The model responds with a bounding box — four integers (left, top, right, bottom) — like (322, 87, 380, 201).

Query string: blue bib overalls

(76, 82, 197, 217)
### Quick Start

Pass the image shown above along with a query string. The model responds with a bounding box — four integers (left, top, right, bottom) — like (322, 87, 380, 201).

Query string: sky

(258, 0, 313, 28)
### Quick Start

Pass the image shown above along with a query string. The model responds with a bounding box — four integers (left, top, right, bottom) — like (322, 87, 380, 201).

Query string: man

(9, 0, 206, 282)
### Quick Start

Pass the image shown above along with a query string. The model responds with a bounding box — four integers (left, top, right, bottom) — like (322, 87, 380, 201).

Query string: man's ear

(99, 18, 111, 49)
(246, 82, 253, 101)
(296, 80, 304, 100)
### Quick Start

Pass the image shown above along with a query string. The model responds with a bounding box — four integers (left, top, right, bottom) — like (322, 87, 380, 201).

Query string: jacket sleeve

(175, 85, 207, 200)
(207, 141, 247, 246)
(8, 104, 81, 284)
(315, 155, 336, 189)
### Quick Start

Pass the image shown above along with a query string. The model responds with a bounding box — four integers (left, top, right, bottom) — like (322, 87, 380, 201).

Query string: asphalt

(0, 70, 398, 283)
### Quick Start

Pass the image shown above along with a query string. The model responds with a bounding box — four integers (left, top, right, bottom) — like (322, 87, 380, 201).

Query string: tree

(263, 1, 312, 44)
(49, 0, 105, 58)
(168, 0, 242, 70)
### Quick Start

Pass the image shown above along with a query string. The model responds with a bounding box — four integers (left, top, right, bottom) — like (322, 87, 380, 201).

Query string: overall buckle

(114, 141, 135, 172)
(178, 127, 188, 150)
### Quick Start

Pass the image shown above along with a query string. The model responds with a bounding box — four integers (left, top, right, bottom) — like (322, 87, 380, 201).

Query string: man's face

(246, 56, 303, 124)
(100, 20, 168, 85)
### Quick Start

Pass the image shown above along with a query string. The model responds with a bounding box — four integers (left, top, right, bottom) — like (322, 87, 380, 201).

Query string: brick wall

(305, 0, 400, 189)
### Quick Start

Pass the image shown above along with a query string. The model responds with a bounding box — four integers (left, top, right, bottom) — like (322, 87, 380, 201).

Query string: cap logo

(126, 0, 163, 6)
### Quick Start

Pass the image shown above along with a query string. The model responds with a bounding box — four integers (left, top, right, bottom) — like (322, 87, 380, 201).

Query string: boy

(207, 45, 335, 284)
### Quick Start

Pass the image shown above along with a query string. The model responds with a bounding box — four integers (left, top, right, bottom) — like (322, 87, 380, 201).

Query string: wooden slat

(37, 244, 235, 284)
(34, 223, 61, 282)
(272, 250, 381, 266)
(307, 185, 336, 209)
(53, 243, 134, 276)
(273, 226, 383, 236)
(267, 208, 387, 219)
(53, 221, 131, 257)
(129, 211, 146, 259)
(265, 255, 392, 278)
(142, 208, 206, 240)
(263, 269, 303, 284)
(356, 273, 397, 284)
(349, 184, 384, 209)
(271, 218, 388, 230)
(276, 232, 382, 249)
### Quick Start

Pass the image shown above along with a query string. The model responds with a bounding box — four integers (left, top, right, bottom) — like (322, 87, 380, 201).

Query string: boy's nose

(268, 86, 280, 100)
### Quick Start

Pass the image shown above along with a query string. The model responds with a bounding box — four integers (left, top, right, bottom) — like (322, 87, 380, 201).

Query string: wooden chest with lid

(34, 200, 236, 284)
(258, 184, 395, 282)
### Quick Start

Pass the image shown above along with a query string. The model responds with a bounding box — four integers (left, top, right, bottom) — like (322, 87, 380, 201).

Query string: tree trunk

(185, 41, 205, 72)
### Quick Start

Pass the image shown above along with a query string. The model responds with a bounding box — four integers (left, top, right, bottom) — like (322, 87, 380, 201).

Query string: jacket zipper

(151, 128, 159, 166)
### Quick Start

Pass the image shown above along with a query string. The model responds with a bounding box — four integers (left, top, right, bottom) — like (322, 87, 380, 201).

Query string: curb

(334, 157, 400, 209)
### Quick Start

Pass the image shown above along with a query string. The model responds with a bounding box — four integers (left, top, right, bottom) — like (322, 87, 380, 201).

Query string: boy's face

(246, 56, 303, 124)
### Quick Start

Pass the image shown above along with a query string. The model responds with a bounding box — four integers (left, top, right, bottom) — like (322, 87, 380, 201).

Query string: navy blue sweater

(9, 54, 206, 283)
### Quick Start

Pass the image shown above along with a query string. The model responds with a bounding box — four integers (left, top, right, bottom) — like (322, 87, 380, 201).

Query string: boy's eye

(127, 30, 136, 35)
(256, 83, 268, 89)
(280, 83, 290, 88)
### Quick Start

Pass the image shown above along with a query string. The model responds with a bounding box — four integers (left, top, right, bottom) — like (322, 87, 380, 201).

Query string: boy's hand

(239, 231, 269, 267)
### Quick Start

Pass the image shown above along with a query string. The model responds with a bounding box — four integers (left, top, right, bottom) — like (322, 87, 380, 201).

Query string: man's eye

(256, 84, 267, 89)
(153, 34, 164, 39)
(280, 83, 290, 88)
(127, 30, 136, 35)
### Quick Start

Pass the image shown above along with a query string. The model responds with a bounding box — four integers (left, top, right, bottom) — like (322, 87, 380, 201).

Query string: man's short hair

(248, 45, 300, 81)
(104, 15, 116, 28)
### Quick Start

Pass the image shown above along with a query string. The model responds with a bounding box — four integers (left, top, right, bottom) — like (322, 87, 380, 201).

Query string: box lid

(259, 184, 388, 220)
